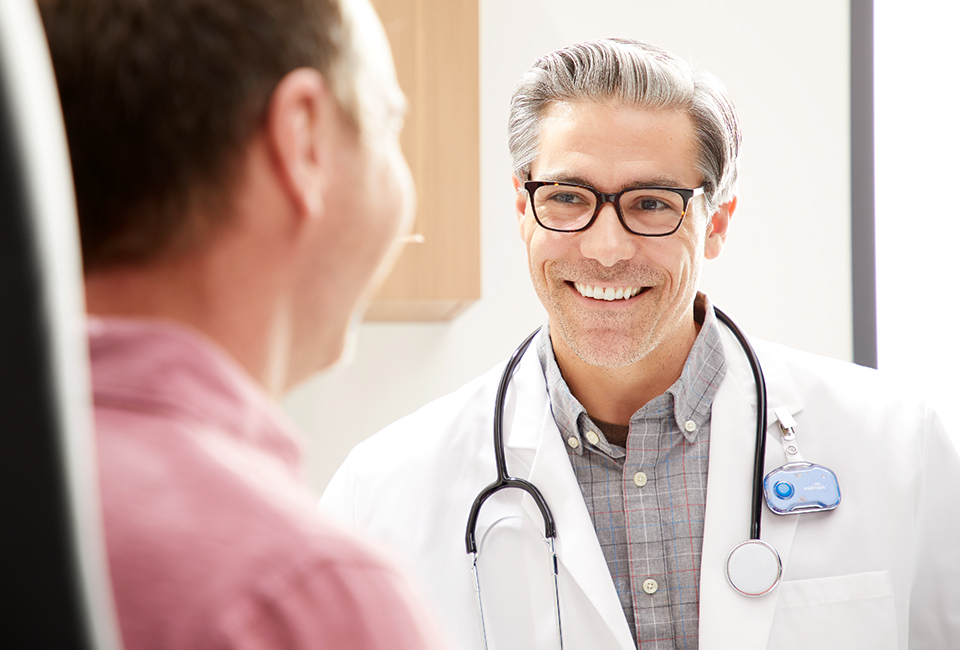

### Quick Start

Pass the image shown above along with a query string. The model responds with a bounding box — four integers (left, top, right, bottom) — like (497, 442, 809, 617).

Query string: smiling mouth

(573, 282, 647, 301)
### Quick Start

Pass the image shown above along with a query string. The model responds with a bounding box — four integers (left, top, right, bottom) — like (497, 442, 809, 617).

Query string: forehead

(532, 101, 700, 189)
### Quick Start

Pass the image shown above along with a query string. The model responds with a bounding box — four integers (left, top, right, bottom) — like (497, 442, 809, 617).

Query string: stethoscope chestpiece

(725, 539, 782, 597)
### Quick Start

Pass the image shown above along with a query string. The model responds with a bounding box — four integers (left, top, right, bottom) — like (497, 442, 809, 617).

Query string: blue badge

(763, 461, 841, 515)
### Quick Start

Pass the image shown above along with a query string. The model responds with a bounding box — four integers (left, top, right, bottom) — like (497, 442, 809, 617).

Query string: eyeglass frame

(523, 180, 705, 237)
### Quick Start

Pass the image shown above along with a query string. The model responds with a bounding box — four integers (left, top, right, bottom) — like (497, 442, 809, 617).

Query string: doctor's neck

(550, 317, 701, 427)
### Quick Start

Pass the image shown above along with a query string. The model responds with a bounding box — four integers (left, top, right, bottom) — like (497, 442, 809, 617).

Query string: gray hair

(508, 38, 741, 210)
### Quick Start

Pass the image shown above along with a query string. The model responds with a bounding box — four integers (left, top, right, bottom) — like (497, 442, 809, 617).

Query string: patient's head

(41, 0, 364, 270)
(40, 0, 414, 389)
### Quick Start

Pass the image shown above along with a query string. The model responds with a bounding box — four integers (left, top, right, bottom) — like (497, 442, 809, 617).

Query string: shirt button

(684, 420, 697, 433)
(585, 430, 600, 446)
(643, 578, 659, 594)
(567, 436, 580, 449)
(633, 472, 648, 487)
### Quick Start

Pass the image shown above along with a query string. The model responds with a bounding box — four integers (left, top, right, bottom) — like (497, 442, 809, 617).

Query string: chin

(569, 335, 652, 369)
(554, 317, 657, 369)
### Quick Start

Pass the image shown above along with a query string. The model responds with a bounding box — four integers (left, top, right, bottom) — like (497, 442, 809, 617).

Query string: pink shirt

(90, 317, 445, 650)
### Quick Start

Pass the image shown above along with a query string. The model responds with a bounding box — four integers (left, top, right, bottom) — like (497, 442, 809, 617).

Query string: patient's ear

(263, 68, 331, 220)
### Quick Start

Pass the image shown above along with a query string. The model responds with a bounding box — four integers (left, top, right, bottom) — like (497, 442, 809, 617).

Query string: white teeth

(574, 283, 644, 301)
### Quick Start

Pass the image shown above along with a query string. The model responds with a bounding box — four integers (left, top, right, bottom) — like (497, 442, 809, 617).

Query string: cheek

(518, 209, 538, 247)
(361, 144, 412, 242)
(642, 234, 703, 287)
(673, 238, 706, 288)
(383, 146, 415, 235)
(670, 219, 707, 266)
(527, 228, 574, 271)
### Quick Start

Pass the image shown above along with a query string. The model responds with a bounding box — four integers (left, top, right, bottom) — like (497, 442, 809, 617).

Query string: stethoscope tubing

(713, 307, 768, 541)
(464, 327, 554, 554)
(465, 308, 768, 553)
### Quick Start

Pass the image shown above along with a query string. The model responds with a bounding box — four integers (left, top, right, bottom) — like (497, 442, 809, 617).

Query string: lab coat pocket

(767, 571, 896, 650)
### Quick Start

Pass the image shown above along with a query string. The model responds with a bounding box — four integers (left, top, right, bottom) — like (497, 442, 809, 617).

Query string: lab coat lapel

(699, 327, 804, 650)
(504, 351, 636, 649)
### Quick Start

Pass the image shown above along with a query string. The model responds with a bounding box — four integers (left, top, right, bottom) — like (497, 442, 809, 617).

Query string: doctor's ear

(704, 196, 737, 261)
(513, 175, 529, 229)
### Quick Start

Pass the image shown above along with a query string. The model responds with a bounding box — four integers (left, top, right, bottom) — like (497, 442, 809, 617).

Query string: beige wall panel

(366, 0, 481, 321)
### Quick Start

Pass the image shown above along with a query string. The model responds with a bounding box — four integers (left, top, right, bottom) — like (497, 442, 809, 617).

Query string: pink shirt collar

(87, 317, 304, 469)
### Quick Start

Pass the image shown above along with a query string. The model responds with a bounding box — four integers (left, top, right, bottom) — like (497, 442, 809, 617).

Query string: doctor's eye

(543, 188, 591, 205)
(637, 198, 669, 211)
(622, 190, 684, 215)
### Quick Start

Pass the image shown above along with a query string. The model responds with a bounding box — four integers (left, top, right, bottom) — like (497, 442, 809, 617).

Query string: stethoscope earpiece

(725, 539, 782, 597)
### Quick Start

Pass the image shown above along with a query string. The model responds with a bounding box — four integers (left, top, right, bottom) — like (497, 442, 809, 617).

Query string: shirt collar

(651, 293, 726, 441)
(538, 292, 727, 453)
(87, 316, 305, 468)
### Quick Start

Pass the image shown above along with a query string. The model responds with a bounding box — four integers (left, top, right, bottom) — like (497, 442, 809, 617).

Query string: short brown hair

(39, 0, 353, 270)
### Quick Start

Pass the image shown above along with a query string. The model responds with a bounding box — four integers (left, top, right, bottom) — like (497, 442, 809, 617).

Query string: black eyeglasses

(524, 180, 705, 236)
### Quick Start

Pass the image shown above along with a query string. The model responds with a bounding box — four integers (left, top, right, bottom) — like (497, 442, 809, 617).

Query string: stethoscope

(464, 308, 841, 645)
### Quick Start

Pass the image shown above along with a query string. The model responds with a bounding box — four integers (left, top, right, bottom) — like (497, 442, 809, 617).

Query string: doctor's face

(515, 101, 729, 371)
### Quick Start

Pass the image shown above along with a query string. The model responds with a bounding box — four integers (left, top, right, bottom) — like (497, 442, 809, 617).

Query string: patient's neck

(84, 250, 288, 398)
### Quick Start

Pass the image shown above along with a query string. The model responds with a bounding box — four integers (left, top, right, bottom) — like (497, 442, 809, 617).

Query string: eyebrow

(535, 173, 691, 190)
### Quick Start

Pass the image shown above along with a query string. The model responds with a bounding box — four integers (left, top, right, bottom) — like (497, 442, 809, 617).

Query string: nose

(578, 202, 637, 267)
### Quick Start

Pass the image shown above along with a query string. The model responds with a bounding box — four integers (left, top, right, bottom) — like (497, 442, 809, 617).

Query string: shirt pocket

(767, 570, 897, 650)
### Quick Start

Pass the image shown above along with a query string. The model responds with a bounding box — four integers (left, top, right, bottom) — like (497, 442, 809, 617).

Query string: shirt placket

(624, 403, 676, 647)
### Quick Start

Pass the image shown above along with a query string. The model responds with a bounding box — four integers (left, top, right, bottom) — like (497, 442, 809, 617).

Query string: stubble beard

(534, 260, 666, 369)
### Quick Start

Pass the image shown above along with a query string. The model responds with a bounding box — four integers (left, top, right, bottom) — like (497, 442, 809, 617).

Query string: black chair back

(0, 3, 122, 648)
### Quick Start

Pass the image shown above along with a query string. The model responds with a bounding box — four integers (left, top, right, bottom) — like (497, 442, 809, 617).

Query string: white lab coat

(321, 327, 960, 649)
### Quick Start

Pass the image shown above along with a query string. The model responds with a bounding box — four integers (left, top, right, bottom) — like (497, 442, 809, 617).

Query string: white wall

(284, 0, 852, 493)
(874, 0, 960, 439)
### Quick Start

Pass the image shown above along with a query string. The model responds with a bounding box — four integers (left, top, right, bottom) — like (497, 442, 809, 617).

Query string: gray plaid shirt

(537, 293, 726, 649)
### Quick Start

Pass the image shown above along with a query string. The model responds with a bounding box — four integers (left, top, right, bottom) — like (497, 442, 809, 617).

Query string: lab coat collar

(718, 324, 805, 427)
(500, 345, 551, 451)
(500, 324, 807, 650)
(503, 347, 637, 648)
(503, 320, 805, 445)
(699, 325, 805, 650)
